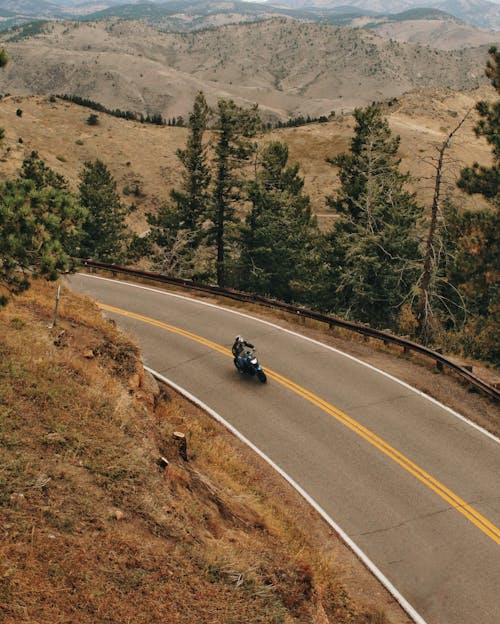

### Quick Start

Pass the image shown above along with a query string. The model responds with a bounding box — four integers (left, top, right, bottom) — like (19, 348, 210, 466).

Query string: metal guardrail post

(435, 349, 444, 372)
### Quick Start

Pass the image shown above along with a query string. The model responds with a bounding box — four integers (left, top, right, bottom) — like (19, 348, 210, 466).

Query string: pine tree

(20, 150, 69, 191)
(211, 99, 260, 287)
(445, 206, 499, 363)
(448, 47, 500, 363)
(457, 47, 500, 204)
(170, 92, 211, 238)
(239, 141, 321, 302)
(78, 160, 128, 262)
(0, 179, 86, 305)
(322, 105, 422, 327)
(147, 92, 211, 278)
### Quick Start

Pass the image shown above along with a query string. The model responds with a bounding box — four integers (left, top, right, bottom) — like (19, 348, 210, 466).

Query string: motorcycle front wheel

(257, 370, 267, 383)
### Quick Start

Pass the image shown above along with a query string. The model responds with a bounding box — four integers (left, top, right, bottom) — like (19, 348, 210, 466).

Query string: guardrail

(81, 259, 499, 402)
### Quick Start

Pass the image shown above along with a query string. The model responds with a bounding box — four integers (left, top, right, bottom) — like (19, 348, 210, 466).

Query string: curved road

(68, 274, 500, 624)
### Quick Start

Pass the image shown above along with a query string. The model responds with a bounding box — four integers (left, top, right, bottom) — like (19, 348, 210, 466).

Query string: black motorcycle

(233, 348, 267, 383)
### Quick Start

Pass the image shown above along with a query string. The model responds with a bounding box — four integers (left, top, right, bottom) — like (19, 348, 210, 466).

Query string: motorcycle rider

(232, 335, 254, 362)
(231, 335, 267, 382)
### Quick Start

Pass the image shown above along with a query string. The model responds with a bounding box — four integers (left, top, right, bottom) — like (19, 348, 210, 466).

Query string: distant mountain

(1, 0, 498, 36)
(0, 0, 62, 16)
(69, 1, 500, 47)
(3, 0, 498, 24)
(367, 10, 497, 49)
(385, 8, 460, 21)
(271, 1, 500, 30)
(0, 17, 490, 120)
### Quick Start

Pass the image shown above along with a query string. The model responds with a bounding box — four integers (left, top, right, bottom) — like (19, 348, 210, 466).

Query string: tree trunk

(417, 112, 470, 342)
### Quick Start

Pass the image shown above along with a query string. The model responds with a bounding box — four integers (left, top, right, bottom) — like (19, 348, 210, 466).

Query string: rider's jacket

(232, 339, 254, 358)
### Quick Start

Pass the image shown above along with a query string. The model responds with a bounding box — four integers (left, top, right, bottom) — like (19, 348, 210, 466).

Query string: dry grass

(0, 86, 494, 233)
(0, 280, 405, 623)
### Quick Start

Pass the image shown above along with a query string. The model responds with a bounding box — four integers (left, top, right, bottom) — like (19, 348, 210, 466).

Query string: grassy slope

(0, 280, 399, 623)
(0, 87, 494, 232)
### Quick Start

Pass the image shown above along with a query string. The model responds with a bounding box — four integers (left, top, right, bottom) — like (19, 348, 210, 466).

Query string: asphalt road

(68, 273, 500, 624)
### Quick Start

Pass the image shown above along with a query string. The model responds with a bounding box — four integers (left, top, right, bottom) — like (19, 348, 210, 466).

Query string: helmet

(235, 335, 244, 343)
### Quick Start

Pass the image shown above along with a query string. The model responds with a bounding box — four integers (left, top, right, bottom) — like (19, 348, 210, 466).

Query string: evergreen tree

(78, 160, 128, 262)
(147, 92, 211, 278)
(457, 47, 500, 204)
(239, 141, 321, 302)
(448, 47, 500, 363)
(0, 179, 86, 305)
(20, 151, 69, 191)
(170, 92, 211, 238)
(445, 206, 499, 363)
(322, 104, 422, 327)
(211, 99, 260, 287)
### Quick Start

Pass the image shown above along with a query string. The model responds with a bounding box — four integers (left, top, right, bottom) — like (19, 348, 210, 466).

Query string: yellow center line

(99, 302, 500, 545)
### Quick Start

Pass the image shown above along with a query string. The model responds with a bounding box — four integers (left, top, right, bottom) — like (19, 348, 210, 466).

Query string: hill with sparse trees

(0, 18, 494, 121)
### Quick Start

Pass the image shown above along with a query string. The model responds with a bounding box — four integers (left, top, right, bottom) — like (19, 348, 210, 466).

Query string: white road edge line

(79, 273, 499, 444)
(145, 365, 429, 624)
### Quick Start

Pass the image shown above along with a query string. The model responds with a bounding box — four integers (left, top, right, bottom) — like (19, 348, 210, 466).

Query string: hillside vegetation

(1, 39, 498, 357)
(0, 86, 493, 228)
(0, 18, 492, 119)
(1, 0, 499, 38)
(0, 279, 406, 623)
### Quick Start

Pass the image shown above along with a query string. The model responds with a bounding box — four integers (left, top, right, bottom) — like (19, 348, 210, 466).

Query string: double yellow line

(99, 302, 500, 545)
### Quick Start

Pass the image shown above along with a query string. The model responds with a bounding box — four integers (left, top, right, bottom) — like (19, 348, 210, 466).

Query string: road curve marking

(145, 366, 429, 624)
(98, 302, 500, 545)
(79, 272, 499, 445)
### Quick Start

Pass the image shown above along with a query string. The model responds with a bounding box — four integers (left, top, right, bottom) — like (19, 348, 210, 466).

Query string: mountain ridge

(0, 18, 492, 121)
(1, 0, 499, 30)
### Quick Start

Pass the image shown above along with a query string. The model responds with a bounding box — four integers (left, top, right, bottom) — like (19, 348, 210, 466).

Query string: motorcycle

(233, 348, 267, 383)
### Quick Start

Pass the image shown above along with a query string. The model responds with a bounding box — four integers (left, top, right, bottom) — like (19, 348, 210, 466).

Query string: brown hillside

(0, 18, 492, 120)
(371, 18, 499, 50)
(0, 86, 493, 230)
(0, 280, 411, 623)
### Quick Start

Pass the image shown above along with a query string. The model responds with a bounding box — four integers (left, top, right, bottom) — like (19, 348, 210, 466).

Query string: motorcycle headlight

(250, 358, 258, 365)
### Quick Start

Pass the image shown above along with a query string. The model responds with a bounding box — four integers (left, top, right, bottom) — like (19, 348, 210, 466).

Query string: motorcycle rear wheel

(257, 370, 267, 383)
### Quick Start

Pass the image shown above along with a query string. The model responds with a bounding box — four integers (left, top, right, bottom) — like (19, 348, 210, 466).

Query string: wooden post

(157, 456, 169, 469)
(172, 431, 188, 461)
(435, 348, 443, 372)
(401, 336, 410, 354)
(49, 284, 61, 329)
